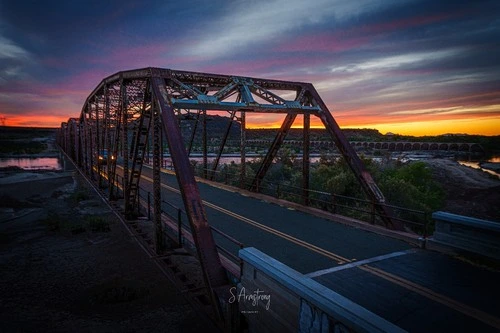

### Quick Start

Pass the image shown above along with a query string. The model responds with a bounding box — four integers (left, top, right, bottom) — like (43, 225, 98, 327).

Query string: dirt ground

(0, 170, 219, 333)
(424, 158, 500, 222)
(1, 154, 498, 332)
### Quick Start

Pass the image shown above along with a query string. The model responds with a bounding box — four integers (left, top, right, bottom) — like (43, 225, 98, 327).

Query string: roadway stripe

(140, 173, 349, 264)
(305, 249, 417, 278)
(138, 170, 500, 329)
(361, 265, 500, 330)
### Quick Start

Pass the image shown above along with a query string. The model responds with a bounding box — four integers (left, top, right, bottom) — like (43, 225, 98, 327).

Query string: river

(457, 156, 500, 178)
(2, 153, 499, 178)
(0, 157, 63, 171)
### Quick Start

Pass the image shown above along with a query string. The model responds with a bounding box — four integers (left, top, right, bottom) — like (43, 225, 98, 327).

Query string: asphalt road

(136, 165, 411, 273)
(114, 165, 500, 332)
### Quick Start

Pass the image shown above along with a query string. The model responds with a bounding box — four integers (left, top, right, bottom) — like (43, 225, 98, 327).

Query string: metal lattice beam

(58, 67, 401, 324)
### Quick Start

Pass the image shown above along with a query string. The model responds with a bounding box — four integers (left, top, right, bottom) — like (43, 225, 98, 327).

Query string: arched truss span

(59, 67, 400, 320)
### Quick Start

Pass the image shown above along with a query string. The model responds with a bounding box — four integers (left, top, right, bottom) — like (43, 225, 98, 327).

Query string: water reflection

(0, 157, 63, 170)
(458, 160, 500, 178)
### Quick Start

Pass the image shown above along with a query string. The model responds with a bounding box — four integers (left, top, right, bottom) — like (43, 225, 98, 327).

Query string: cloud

(0, 36, 30, 60)
(184, 0, 414, 58)
(330, 48, 461, 73)
(0, 35, 33, 83)
(389, 104, 500, 117)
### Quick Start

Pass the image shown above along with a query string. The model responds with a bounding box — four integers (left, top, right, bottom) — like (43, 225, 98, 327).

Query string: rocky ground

(0, 168, 219, 333)
(424, 158, 500, 222)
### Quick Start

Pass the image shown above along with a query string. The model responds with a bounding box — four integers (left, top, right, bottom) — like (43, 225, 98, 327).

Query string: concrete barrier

(237, 247, 406, 333)
(429, 211, 500, 260)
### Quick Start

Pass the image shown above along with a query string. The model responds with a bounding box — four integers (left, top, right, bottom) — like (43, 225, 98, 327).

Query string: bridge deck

(123, 166, 499, 332)
(313, 250, 500, 332)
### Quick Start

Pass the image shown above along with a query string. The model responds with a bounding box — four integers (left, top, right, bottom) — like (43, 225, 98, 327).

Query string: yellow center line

(139, 173, 348, 264)
(360, 265, 500, 330)
(125, 167, 499, 329)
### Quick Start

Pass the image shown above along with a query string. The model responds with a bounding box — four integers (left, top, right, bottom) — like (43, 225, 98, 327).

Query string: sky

(0, 0, 499, 136)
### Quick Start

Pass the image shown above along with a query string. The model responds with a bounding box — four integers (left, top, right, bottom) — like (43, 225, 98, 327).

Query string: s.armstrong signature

(228, 287, 271, 311)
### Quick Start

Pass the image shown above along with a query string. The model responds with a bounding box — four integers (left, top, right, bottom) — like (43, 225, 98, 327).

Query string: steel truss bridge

(58, 67, 404, 325)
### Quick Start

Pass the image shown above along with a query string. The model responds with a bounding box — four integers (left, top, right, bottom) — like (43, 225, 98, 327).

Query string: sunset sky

(1, 0, 499, 136)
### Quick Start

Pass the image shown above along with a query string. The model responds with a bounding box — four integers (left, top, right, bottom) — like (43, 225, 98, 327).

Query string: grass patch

(70, 190, 90, 203)
(42, 212, 66, 231)
(43, 212, 110, 233)
(85, 215, 110, 232)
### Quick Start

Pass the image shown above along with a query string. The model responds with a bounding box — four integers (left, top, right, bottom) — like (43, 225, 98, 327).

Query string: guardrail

(238, 247, 406, 333)
(429, 211, 500, 260)
(196, 166, 430, 237)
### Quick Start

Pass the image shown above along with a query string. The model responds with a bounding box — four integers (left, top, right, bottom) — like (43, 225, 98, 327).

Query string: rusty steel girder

(59, 67, 401, 324)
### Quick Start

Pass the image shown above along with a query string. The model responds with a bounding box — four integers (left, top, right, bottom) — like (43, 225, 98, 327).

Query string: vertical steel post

(104, 85, 112, 188)
(147, 192, 151, 220)
(160, 129, 163, 168)
(240, 111, 246, 188)
(96, 98, 102, 188)
(177, 208, 182, 247)
(146, 134, 150, 165)
(81, 122, 86, 173)
(109, 87, 122, 201)
(202, 108, 208, 179)
(88, 111, 95, 180)
(332, 193, 337, 214)
(152, 97, 164, 253)
(303, 113, 310, 206)
(121, 79, 131, 218)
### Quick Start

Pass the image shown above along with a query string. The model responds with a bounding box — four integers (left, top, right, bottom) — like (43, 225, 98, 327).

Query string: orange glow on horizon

(246, 115, 500, 136)
(4, 114, 499, 137)
(360, 117, 500, 136)
(2, 115, 67, 128)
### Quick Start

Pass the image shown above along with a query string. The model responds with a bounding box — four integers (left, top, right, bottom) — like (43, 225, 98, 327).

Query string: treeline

(0, 140, 47, 155)
(194, 149, 445, 215)
(0, 127, 55, 155)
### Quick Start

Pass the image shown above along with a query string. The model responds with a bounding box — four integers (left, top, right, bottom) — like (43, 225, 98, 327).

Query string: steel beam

(121, 78, 131, 217)
(109, 87, 122, 201)
(66, 66, 398, 231)
(171, 98, 319, 113)
(202, 108, 208, 179)
(187, 110, 201, 156)
(240, 111, 246, 188)
(61, 67, 401, 327)
(251, 113, 296, 191)
(150, 75, 227, 321)
(95, 99, 102, 188)
(306, 84, 400, 230)
(303, 113, 310, 206)
(152, 95, 164, 253)
(210, 110, 236, 180)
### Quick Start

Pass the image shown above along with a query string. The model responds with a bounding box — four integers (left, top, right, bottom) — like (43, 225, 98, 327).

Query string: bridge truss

(58, 67, 401, 322)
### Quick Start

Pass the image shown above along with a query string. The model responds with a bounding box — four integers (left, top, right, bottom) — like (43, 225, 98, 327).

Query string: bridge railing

(113, 172, 245, 275)
(199, 166, 430, 237)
